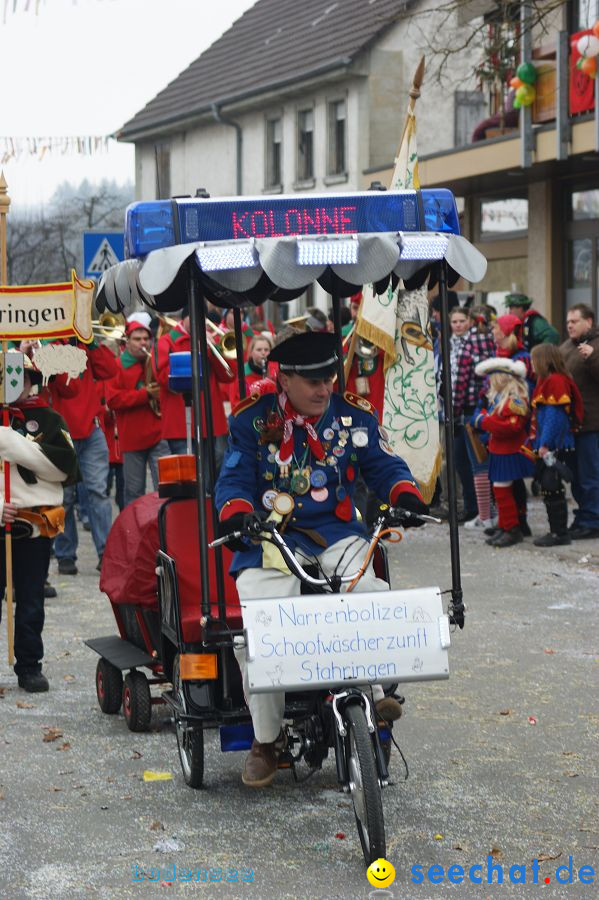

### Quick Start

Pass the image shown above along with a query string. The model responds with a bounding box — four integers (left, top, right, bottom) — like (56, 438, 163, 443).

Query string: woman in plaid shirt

(453, 306, 496, 527)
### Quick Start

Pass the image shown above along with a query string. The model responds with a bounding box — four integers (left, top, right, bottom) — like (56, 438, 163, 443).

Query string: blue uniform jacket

(215, 391, 419, 573)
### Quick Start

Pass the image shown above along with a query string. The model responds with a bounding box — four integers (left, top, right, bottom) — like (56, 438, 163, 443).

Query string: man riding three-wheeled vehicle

(89, 187, 487, 864)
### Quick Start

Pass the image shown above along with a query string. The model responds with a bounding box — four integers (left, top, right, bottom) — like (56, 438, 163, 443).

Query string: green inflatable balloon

(517, 62, 537, 84)
(515, 83, 535, 107)
(513, 96, 522, 109)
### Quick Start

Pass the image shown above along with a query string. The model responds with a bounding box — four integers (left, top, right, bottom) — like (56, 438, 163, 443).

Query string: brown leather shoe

(242, 732, 286, 787)
(375, 696, 403, 723)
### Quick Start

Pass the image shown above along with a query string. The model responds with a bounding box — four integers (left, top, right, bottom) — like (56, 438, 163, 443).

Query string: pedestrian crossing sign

(83, 231, 125, 280)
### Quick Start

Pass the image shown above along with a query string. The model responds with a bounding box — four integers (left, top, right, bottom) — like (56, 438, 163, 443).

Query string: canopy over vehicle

(96, 187, 487, 631)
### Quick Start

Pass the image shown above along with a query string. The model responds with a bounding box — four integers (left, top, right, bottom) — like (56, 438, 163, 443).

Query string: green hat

(504, 292, 533, 309)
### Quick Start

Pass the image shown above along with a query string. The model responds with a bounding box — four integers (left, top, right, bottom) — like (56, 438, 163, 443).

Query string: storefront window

(480, 197, 528, 235)
(571, 189, 599, 220)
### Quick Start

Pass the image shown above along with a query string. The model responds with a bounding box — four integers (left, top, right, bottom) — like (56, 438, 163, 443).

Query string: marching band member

(229, 334, 277, 407)
(105, 313, 168, 507)
(215, 330, 428, 787)
(0, 362, 78, 691)
(154, 308, 233, 482)
(52, 337, 117, 574)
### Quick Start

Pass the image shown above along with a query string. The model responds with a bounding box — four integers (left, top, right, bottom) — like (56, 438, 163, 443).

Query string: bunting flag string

(0, 135, 113, 164)
(3, 0, 107, 24)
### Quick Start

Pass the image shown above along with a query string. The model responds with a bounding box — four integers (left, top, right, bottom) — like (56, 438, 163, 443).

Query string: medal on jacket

(351, 427, 368, 448)
(311, 487, 328, 502)
(290, 470, 310, 495)
(273, 492, 294, 516)
(262, 489, 278, 511)
(310, 469, 327, 488)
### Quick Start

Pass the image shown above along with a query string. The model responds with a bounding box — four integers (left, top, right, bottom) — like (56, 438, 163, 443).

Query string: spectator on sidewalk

(560, 303, 599, 539)
(504, 293, 559, 351)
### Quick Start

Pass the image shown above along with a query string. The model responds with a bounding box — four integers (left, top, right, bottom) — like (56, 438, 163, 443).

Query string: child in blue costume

(528, 344, 584, 546)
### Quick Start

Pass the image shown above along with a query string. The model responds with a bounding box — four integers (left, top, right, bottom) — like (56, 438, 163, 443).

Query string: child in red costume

(472, 357, 534, 547)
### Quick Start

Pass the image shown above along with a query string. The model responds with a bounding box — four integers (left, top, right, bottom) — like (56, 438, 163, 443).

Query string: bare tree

(6, 179, 133, 285)
(409, 0, 568, 87)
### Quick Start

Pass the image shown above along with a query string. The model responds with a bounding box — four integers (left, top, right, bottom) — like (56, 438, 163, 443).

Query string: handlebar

(209, 506, 440, 589)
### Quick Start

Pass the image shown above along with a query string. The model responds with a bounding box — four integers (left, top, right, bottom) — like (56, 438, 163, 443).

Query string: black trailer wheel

(96, 658, 123, 714)
(173, 654, 204, 788)
(122, 670, 152, 732)
(344, 703, 386, 865)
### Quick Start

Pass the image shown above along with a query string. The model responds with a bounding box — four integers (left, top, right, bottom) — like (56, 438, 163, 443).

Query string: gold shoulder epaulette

(343, 391, 376, 415)
(508, 397, 527, 416)
(232, 392, 261, 417)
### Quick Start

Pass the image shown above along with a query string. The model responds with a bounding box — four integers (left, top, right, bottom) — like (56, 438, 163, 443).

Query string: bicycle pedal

(277, 751, 294, 769)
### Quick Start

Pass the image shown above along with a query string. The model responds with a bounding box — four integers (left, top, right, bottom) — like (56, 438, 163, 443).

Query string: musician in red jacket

(106, 314, 168, 506)
(154, 310, 233, 484)
(52, 339, 117, 574)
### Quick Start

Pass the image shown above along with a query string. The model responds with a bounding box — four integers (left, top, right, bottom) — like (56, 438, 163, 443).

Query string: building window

(571, 0, 595, 31)
(297, 109, 314, 182)
(571, 189, 599, 220)
(327, 100, 346, 175)
(154, 143, 171, 199)
(479, 196, 528, 237)
(266, 118, 282, 189)
(454, 90, 488, 146)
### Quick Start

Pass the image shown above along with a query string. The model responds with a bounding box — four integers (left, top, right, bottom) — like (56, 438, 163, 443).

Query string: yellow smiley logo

(366, 857, 396, 888)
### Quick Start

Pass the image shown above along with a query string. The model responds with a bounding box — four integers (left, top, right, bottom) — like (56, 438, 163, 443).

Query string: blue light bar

(125, 189, 460, 258)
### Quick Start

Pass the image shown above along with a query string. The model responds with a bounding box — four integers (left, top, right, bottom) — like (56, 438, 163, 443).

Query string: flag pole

(393, 56, 426, 165)
(0, 172, 15, 665)
(345, 56, 426, 382)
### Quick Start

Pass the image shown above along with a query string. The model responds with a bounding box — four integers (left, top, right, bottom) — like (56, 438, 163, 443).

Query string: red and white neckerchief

(278, 392, 326, 464)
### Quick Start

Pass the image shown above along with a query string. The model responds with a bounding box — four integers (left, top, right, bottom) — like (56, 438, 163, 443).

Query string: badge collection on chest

(257, 411, 366, 522)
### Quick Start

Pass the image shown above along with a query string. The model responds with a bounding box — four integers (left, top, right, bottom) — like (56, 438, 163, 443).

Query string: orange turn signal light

(158, 454, 196, 484)
(179, 653, 218, 681)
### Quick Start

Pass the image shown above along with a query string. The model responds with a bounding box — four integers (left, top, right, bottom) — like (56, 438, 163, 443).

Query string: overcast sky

(1, 0, 254, 209)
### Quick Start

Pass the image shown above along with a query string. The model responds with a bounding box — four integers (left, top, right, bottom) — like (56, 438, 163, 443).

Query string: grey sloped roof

(118, 0, 406, 140)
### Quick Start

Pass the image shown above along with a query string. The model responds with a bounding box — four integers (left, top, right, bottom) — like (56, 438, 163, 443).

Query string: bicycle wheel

(344, 702, 386, 864)
(173, 654, 204, 788)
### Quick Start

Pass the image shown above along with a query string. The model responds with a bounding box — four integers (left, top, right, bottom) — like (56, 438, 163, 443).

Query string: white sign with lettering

(242, 587, 450, 694)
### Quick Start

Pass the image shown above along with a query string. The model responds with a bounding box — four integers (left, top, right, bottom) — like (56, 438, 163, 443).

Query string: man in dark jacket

(560, 303, 599, 538)
(504, 293, 559, 350)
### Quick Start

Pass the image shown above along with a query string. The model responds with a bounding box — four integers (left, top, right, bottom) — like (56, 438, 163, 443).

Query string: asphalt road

(0, 495, 598, 900)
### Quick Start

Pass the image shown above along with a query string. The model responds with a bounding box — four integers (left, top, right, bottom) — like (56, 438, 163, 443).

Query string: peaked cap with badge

(269, 331, 338, 379)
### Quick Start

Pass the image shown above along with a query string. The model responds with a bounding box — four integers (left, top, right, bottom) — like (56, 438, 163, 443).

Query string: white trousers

(235, 535, 388, 743)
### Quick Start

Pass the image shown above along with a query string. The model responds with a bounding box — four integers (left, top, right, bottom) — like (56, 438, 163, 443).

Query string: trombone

(206, 319, 237, 360)
(92, 312, 126, 345)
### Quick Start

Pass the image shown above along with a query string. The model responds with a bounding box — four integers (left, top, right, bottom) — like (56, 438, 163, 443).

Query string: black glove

(218, 511, 268, 552)
(391, 492, 429, 528)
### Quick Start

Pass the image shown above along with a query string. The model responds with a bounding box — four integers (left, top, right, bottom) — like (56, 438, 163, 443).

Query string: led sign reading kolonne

(125, 190, 460, 258)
